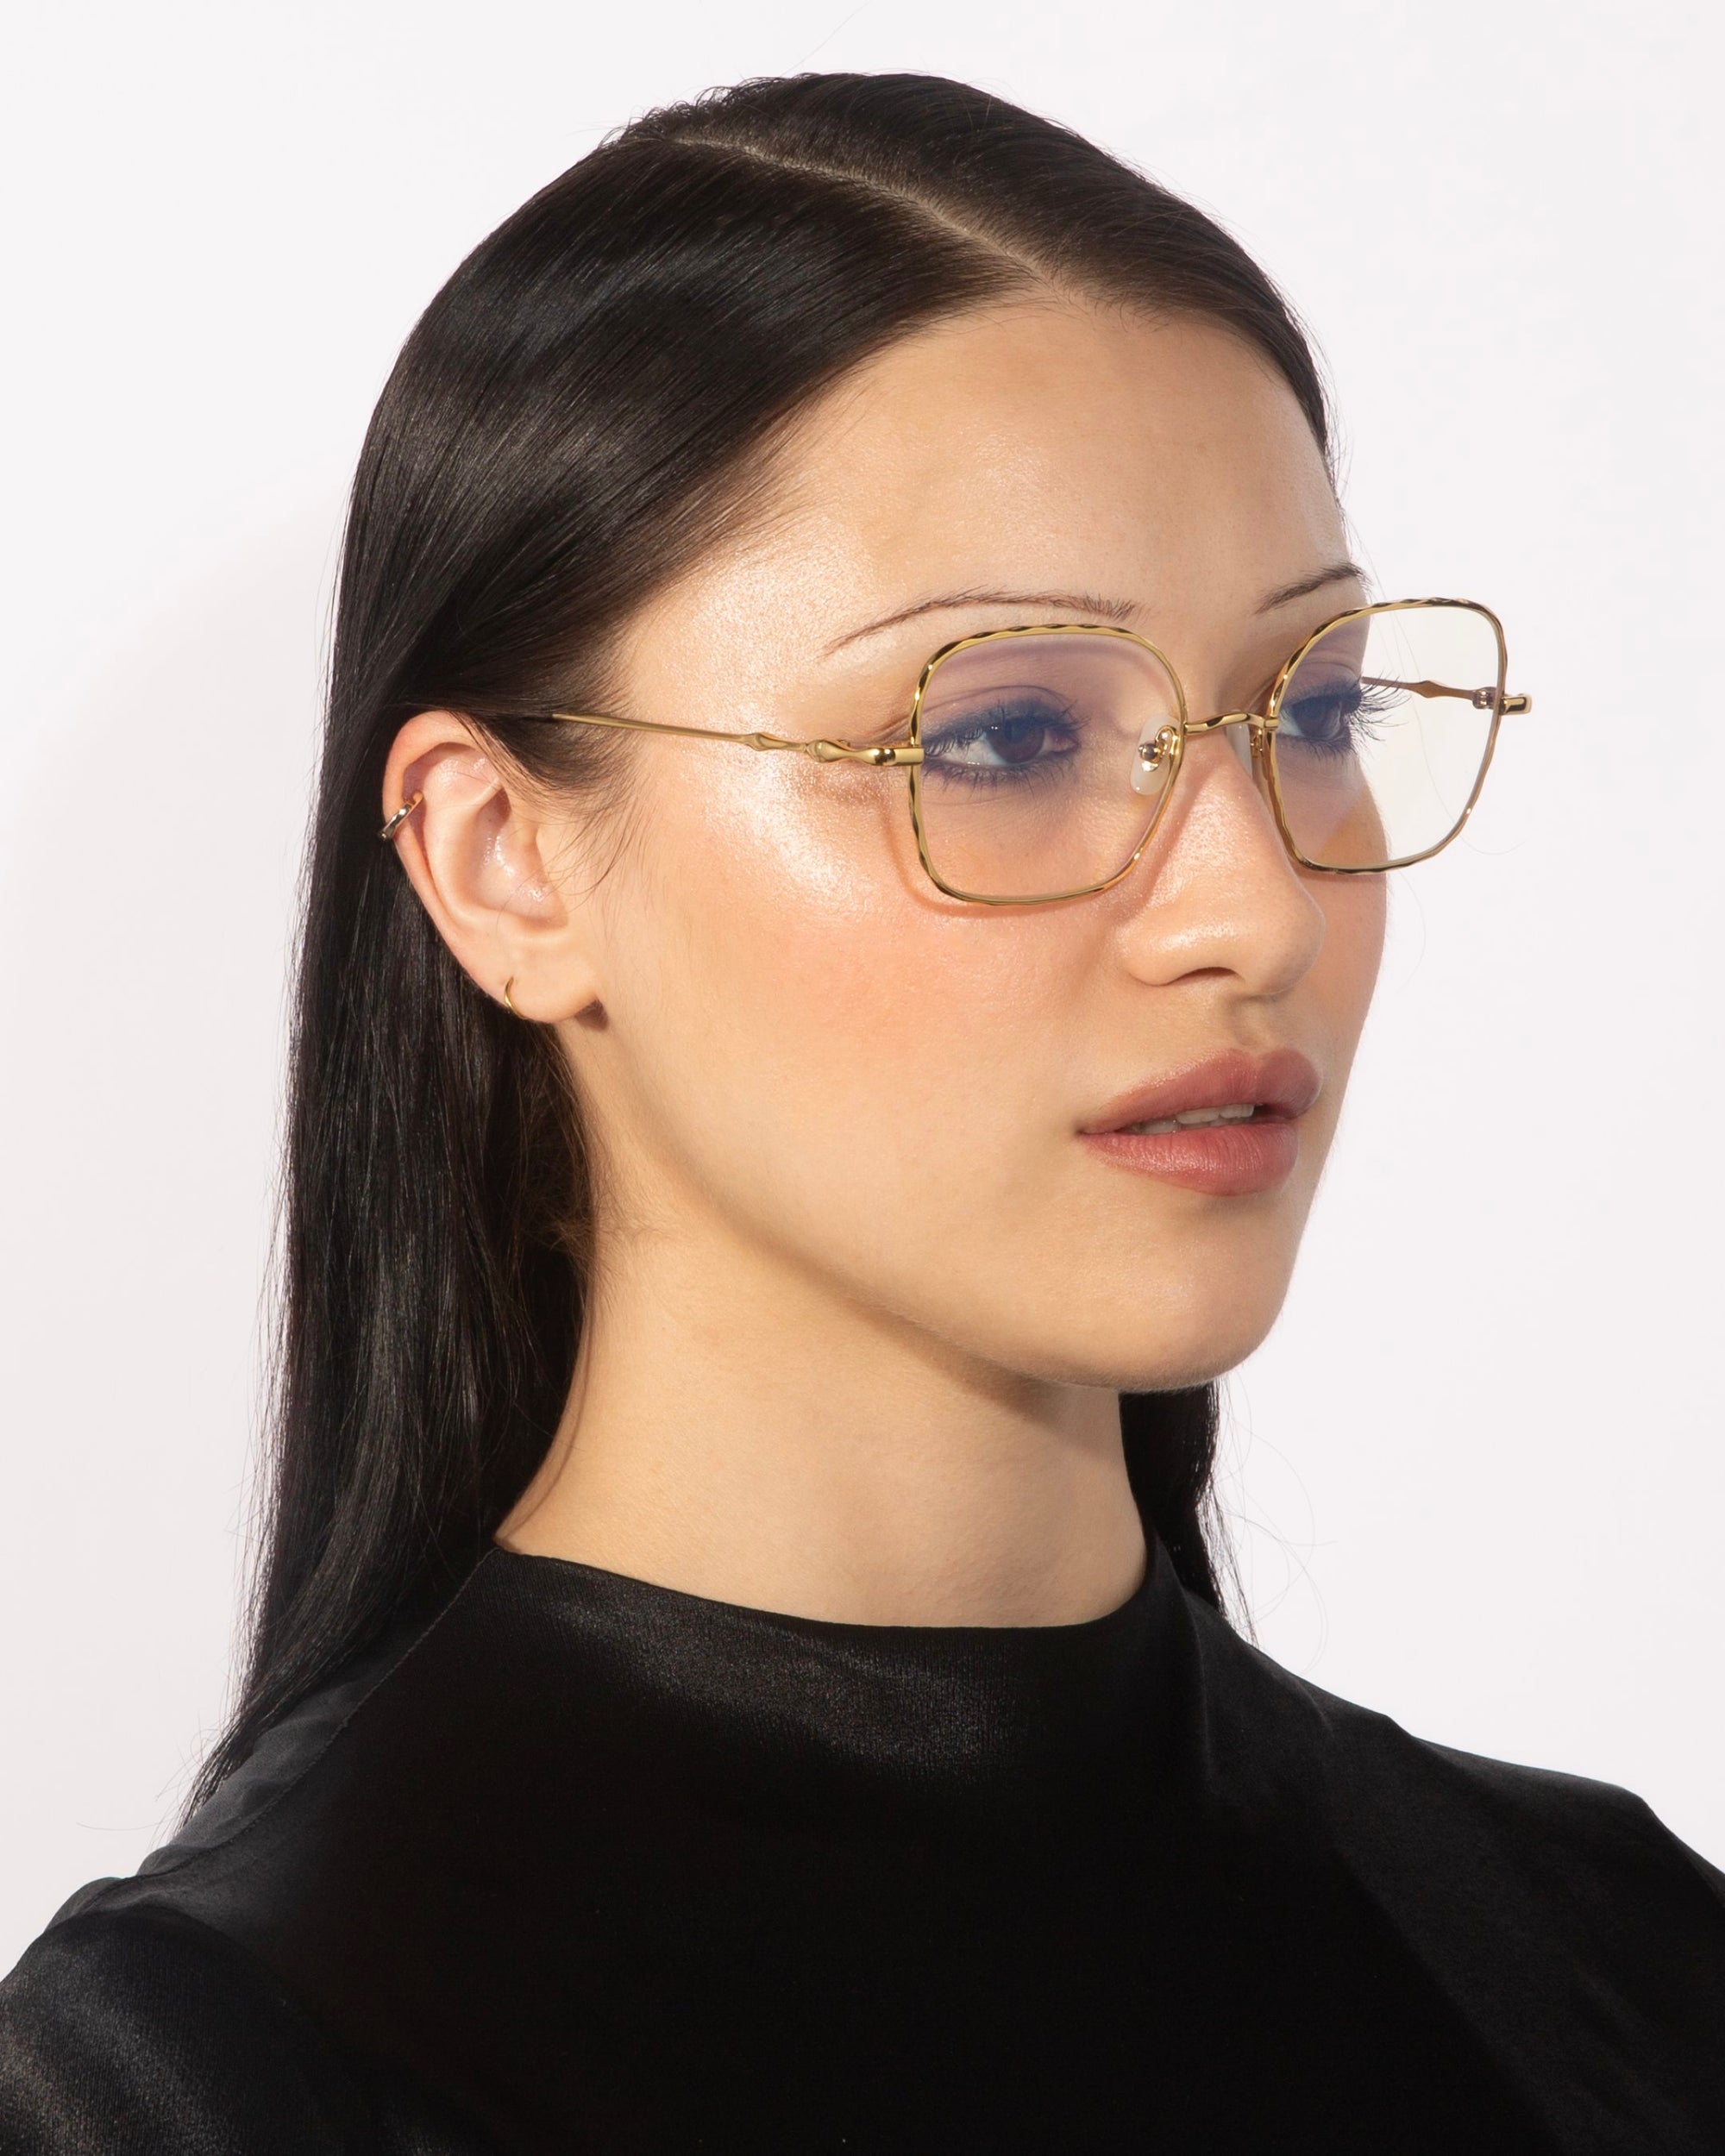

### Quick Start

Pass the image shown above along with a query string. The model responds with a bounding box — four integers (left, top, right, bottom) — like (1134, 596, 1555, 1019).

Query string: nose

(1113, 722, 1327, 998)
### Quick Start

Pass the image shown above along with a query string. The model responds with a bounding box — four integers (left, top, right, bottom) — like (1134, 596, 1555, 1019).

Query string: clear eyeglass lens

(911, 631, 1182, 900)
(1270, 602, 1505, 869)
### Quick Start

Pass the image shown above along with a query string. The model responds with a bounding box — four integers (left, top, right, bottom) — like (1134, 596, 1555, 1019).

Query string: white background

(3, 0, 1721, 1965)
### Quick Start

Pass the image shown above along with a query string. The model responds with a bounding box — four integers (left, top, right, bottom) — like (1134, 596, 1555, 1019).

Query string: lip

(1076, 1048, 1321, 1198)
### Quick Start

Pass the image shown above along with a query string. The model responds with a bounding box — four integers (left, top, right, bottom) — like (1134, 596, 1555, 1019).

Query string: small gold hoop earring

(501, 978, 519, 1017)
(378, 792, 423, 843)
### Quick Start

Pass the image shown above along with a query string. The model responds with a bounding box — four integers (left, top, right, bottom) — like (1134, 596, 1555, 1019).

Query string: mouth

(1077, 1049, 1320, 1198)
(1114, 1100, 1264, 1136)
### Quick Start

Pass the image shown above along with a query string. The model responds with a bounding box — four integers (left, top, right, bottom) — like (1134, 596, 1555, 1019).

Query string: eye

(1277, 675, 1397, 755)
(919, 693, 1082, 784)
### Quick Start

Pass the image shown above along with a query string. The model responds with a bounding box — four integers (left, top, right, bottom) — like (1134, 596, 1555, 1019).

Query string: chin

(955, 1290, 1285, 1396)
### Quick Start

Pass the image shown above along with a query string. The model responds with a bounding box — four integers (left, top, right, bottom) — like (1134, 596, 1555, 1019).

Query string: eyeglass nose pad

(1132, 723, 1182, 799)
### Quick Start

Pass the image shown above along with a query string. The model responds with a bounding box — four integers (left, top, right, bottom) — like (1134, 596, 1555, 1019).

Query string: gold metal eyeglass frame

(492, 597, 1533, 906)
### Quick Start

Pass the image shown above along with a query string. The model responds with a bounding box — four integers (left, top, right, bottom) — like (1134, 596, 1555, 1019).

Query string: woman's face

(493, 302, 1382, 1390)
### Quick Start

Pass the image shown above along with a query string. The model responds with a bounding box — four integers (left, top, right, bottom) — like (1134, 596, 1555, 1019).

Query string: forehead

(621, 299, 1346, 700)
(796, 301, 1330, 564)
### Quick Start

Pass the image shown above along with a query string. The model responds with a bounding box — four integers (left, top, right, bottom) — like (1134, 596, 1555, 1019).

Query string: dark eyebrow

(1257, 560, 1368, 612)
(823, 588, 1138, 655)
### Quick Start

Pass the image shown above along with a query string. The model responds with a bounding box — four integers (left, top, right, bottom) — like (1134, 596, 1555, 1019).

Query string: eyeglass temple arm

(1361, 676, 1534, 715)
(545, 680, 1534, 755)
(546, 706, 925, 764)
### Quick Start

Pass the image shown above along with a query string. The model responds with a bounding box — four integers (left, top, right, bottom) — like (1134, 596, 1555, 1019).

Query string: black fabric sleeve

(0, 1908, 477, 2155)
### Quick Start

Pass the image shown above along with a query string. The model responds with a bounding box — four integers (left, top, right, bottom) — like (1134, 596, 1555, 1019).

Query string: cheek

(1310, 873, 1387, 1067)
(603, 756, 1063, 1250)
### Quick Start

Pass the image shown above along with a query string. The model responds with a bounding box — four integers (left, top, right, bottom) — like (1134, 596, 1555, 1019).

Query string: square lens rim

(1262, 597, 1509, 874)
(905, 622, 1189, 904)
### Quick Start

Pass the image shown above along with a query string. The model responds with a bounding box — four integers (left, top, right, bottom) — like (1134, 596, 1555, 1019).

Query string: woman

(2, 68, 1721, 2155)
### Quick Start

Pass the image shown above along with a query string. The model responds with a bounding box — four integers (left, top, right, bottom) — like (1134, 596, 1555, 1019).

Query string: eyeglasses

(507, 599, 1531, 906)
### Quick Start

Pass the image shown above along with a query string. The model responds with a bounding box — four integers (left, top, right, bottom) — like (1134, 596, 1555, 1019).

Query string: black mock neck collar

(474, 1524, 1190, 1815)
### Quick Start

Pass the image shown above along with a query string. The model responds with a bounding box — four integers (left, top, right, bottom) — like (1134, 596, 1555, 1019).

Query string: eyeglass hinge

(1499, 693, 1533, 715)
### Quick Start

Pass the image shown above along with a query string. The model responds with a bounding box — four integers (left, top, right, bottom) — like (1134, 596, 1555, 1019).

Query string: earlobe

(380, 711, 604, 1022)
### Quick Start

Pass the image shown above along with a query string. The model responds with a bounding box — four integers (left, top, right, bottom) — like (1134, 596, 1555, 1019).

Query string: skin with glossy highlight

(384, 301, 1385, 1627)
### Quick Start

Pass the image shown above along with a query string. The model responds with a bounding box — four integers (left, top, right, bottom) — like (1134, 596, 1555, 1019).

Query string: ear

(380, 712, 604, 1022)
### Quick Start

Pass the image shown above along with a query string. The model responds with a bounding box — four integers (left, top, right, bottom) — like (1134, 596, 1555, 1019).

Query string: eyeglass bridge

(1182, 711, 1267, 738)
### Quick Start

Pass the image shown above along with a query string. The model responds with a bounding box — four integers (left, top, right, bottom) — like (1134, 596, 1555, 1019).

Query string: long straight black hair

(190, 72, 1329, 1810)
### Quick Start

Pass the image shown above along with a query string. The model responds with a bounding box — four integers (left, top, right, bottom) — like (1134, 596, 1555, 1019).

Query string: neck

(495, 1221, 1145, 1628)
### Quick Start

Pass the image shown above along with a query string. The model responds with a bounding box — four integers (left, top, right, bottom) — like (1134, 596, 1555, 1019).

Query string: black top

(3, 1528, 1722, 2153)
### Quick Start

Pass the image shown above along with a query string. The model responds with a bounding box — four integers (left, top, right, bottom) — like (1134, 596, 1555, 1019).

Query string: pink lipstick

(1076, 1048, 1320, 1197)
